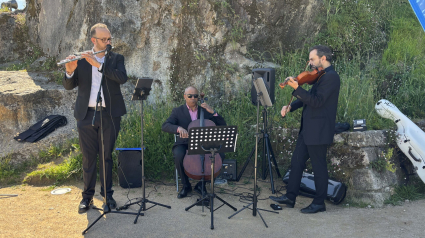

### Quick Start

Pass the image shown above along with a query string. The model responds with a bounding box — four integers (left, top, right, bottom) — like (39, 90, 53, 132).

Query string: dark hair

(309, 45, 332, 62)
(90, 23, 109, 37)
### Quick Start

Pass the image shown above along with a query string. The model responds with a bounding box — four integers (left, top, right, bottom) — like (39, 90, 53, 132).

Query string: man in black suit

(63, 23, 128, 213)
(269, 45, 340, 213)
(162, 86, 226, 198)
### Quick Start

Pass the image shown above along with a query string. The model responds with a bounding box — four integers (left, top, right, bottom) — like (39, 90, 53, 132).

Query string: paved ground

(1, 179, 424, 238)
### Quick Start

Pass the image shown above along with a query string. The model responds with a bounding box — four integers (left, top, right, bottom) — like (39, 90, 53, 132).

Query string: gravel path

(1, 180, 424, 238)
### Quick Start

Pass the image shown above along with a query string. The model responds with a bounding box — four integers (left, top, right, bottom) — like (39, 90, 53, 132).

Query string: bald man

(162, 86, 226, 198)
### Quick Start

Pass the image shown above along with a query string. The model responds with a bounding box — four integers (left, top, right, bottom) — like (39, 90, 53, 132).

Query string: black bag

(14, 115, 67, 143)
(335, 122, 350, 134)
(282, 170, 347, 205)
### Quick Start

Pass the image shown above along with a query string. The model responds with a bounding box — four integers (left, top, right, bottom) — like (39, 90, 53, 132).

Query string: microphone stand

(83, 45, 140, 235)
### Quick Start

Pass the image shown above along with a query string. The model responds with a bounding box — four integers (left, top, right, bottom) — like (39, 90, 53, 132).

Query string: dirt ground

(1, 179, 424, 238)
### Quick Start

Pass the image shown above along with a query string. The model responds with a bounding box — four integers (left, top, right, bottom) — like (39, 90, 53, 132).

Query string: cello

(183, 93, 222, 180)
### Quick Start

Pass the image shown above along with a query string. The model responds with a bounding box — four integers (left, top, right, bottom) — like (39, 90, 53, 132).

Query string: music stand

(228, 77, 279, 228)
(237, 76, 281, 193)
(120, 78, 171, 224)
(184, 125, 238, 229)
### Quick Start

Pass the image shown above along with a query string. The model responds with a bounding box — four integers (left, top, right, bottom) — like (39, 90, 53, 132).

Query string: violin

(279, 65, 325, 89)
(183, 93, 222, 180)
(279, 63, 326, 117)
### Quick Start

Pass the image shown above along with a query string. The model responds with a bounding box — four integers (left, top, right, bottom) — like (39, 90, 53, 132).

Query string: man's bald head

(184, 86, 198, 95)
(184, 86, 199, 108)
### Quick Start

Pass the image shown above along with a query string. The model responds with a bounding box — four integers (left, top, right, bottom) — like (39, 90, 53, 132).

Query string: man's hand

(200, 102, 214, 114)
(286, 77, 299, 90)
(281, 105, 291, 117)
(65, 55, 78, 74)
(178, 127, 189, 138)
(81, 52, 101, 68)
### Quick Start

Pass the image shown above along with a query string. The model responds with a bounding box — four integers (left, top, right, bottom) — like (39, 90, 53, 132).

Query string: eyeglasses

(185, 94, 198, 99)
(93, 37, 113, 43)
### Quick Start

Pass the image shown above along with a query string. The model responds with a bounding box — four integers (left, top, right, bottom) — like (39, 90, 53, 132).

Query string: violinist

(269, 45, 341, 213)
(162, 86, 226, 199)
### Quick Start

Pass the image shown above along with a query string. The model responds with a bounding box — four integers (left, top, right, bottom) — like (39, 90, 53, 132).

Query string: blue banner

(410, 0, 425, 31)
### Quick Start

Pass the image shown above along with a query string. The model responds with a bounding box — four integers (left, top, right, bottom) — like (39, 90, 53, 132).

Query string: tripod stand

(184, 126, 238, 229)
(119, 78, 171, 224)
(236, 99, 281, 194)
(83, 45, 140, 235)
(229, 77, 278, 228)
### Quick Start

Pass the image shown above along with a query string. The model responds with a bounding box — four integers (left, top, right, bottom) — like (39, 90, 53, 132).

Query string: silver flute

(56, 47, 113, 65)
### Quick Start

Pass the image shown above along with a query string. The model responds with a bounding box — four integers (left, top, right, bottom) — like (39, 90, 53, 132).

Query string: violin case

(282, 170, 347, 205)
(375, 99, 425, 183)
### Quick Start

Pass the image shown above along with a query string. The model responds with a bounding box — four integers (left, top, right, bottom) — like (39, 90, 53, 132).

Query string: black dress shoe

(268, 195, 295, 208)
(194, 182, 208, 196)
(177, 186, 192, 199)
(106, 195, 117, 210)
(78, 198, 93, 214)
(300, 203, 326, 214)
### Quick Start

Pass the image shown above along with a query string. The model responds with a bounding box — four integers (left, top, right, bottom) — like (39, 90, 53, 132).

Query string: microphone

(105, 44, 112, 56)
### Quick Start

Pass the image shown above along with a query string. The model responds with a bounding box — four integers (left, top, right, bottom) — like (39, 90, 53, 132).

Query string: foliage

(370, 148, 396, 173)
(23, 143, 82, 185)
(384, 183, 425, 206)
(0, 5, 11, 13)
(0, 139, 78, 185)
(114, 101, 177, 180)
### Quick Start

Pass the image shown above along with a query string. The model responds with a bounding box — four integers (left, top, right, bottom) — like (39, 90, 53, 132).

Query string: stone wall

(330, 131, 402, 206)
(0, 12, 18, 63)
(274, 129, 405, 207)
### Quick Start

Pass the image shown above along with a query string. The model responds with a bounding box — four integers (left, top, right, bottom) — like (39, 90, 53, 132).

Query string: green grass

(384, 184, 425, 206)
(0, 139, 78, 185)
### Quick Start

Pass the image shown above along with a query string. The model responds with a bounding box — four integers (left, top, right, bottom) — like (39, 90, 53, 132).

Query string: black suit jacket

(63, 52, 128, 120)
(290, 65, 340, 145)
(162, 104, 227, 147)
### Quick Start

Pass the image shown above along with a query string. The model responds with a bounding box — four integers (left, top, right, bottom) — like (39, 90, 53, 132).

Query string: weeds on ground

(0, 139, 78, 185)
(384, 182, 425, 206)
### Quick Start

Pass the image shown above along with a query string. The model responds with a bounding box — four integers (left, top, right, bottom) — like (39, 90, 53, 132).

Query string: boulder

(0, 71, 77, 164)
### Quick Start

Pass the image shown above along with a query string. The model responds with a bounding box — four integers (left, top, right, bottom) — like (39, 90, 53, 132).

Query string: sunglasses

(93, 37, 113, 43)
(185, 94, 199, 99)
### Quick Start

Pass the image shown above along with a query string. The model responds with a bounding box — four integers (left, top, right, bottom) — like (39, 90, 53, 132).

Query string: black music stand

(228, 77, 279, 228)
(83, 46, 140, 235)
(237, 75, 281, 193)
(184, 126, 238, 229)
(119, 78, 171, 224)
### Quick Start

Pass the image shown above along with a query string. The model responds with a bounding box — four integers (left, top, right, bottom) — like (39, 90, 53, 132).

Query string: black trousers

(173, 144, 191, 188)
(172, 144, 224, 189)
(286, 133, 329, 205)
(77, 110, 121, 199)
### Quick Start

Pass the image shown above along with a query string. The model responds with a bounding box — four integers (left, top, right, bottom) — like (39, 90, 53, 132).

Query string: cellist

(269, 45, 341, 213)
(162, 86, 226, 199)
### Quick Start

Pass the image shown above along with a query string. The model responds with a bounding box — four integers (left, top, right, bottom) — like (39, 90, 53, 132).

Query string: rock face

(0, 12, 18, 63)
(25, 0, 321, 102)
(0, 71, 77, 164)
(0, 70, 138, 164)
